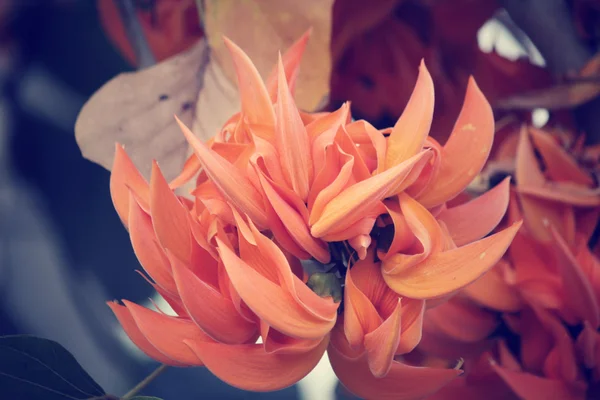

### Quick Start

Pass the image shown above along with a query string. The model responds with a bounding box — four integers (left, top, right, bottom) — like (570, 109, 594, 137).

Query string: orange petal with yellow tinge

(128, 195, 178, 296)
(176, 116, 269, 228)
(275, 54, 312, 201)
(266, 29, 311, 103)
(110, 144, 149, 228)
(216, 238, 335, 339)
(385, 60, 434, 169)
(417, 77, 495, 208)
(438, 177, 511, 246)
(108, 302, 184, 366)
(552, 228, 600, 328)
(223, 37, 275, 128)
(384, 221, 522, 299)
(185, 335, 328, 392)
(311, 151, 431, 238)
(150, 162, 192, 263)
(529, 127, 594, 187)
(122, 300, 207, 365)
(329, 334, 461, 400)
(363, 300, 402, 377)
(170, 252, 257, 344)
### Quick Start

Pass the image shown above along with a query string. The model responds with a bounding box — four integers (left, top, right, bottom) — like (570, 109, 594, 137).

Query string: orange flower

(418, 125, 600, 399)
(105, 32, 520, 397)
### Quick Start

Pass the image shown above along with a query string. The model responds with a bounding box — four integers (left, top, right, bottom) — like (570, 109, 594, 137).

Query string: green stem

(122, 364, 168, 399)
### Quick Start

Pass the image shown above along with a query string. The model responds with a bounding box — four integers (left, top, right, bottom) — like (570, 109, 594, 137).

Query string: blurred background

(0, 0, 595, 399)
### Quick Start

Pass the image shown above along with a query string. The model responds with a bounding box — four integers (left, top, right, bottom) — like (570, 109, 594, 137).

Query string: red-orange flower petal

(185, 335, 328, 392)
(110, 144, 149, 228)
(438, 177, 511, 246)
(417, 77, 494, 208)
(122, 300, 207, 365)
(384, 221, 522, 299)
(223, 37, 275, 128)
(386, 60, 435, 169)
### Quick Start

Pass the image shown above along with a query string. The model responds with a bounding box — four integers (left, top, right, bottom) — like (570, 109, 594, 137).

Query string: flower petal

(438, 177, 511, 246)
(176, 116, 269, 228)
(185, 335, 328, 392)
(385, 60, 434, 169)
(170, 251, 258, 344)
(266, 29, 311, 104)
(417, 77, 494, 208)
(364, 300, 402, 377)
(128, 194, 178, 295)
(384, 221, 522, 299)
(330, 340, 460, 400)
(217, 237, 335, 339)
(311, 150, 431, 238)
(150, 161, 192, 263)
(491, 361, 586, 400)
(551, 227, 600, 328)
(462, 260, 522, 312)
(275, 54, 312, 201)
(123, 300, 207, 365)
(107, 302, 184, 366)
(223, 37, 275, 128)
(529, 127, 594, 187)
(110, 144, 149, 228)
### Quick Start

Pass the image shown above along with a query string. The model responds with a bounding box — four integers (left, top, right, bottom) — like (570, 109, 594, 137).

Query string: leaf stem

(122, 364, 168, 400)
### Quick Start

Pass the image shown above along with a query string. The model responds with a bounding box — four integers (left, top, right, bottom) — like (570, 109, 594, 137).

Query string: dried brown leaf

(75, 41, 211, 180)
(204, 0, 333, 111)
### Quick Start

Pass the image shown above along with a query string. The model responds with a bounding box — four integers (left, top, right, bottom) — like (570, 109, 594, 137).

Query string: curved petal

(426, 299, 498, 342)
(217, 238, 335, 339)
(384, 222, 522, 299)
(185, 335, 328, 392)
(396, 299, 426, 354)
(344, 265, 383, 349)
(438, 177, 511, 246)
(382, 193, 444, 273)
(329, 342, 461, 400)
(311, 151, 431, 238)
(123, 300, 207, 365)
(257, 171, 329, 263)
(529, 127, 594, 187)
(364, 300, 402, 377)
(128, 194, 177, 295)
(551, 227, 600, 328)
(110, 144, 149, 228)
(107, 302, 184, 366)
(491, 361, 586, 400)
(385, 60, 435, 169)
(169, 153, 201, 190)
(462, 260, 522, 312)
(170, 252, 257, 344)
(266, 29, 311, 103)
(223, 37, 275, 128)
(417, 77, 495, 208)
(176, 116, 269, 228)
(274, 54, 312, 201)
(150, 162, 192, 263)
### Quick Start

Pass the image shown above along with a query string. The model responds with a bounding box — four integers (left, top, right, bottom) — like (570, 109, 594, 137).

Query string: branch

(502, 0, 600, 144)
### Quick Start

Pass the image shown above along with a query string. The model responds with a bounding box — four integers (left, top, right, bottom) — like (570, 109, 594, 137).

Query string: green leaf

(0, 335, 106, 400)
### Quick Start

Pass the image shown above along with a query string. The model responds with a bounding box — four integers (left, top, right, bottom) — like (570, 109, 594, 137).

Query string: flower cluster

(420, 125, 600, 399)
(107, 33, 520, 398)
